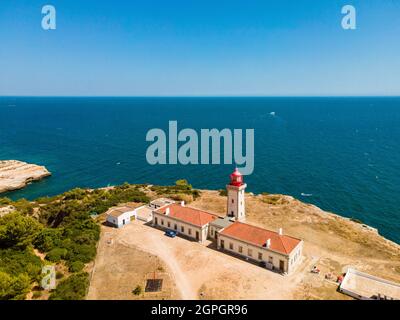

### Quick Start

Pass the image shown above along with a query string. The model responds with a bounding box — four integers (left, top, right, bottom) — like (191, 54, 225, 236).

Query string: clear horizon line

(1, 95, 400, 98)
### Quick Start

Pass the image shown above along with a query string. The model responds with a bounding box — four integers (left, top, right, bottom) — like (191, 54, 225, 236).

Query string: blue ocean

(0, 97, 399, 243)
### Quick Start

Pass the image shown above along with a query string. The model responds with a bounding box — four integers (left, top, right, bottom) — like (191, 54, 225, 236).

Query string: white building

(105, 205, 138, 228)
(217, 222, 303, 274)
(152, 201, 218, 243)
(150, 168, 303, 274)
(135, 198, 175, 222)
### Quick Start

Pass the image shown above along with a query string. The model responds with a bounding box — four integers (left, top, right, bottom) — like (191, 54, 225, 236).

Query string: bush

(218, 189, 227, 196)
(34, 228, 63, 252)
(66, 244, 96, 263)
(0, 197, 12, 205)
(132, 285, 142, 296)
(0, 212, 42, 248)
(68, 261, 85, 273)
(46, 248, 68, 262)
(0, 271, 30, 300)
(0, 248, 42, 281)
(171, 194, 193, 203)
(49, 272, 89, 300)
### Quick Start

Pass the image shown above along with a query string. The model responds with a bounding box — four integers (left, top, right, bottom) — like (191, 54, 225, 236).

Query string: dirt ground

(192, 191, 400, 299)
(87, 226, 179, 300)
(89, 221, 312, 300)
(88, 189, 400, 300)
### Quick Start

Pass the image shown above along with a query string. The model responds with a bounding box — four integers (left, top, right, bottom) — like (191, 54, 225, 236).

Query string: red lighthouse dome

(229, 168, 244, 187)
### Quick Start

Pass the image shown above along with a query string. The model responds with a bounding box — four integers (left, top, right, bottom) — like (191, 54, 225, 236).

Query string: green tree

(0, 212, 42, 248)
(34, 228, 63, 252)
(0, 271, 30, 300)
(49, 272, 89, 300)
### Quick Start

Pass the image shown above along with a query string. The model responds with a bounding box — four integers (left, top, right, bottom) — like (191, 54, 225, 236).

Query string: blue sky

(0, 0, 399, 96)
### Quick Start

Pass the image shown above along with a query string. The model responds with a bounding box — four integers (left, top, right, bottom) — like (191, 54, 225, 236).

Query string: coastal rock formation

(0, 160, 51, 194)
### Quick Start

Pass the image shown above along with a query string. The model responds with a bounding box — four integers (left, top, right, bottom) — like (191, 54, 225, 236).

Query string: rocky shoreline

(0, 160, 51, 194)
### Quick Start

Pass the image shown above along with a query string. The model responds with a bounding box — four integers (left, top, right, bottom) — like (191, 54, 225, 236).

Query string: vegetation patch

(150, 180, 201, 201)
(0, 183, 149, 300)
(49, 272, 89, 300)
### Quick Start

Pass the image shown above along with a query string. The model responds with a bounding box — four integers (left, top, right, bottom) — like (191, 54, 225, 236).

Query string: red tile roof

(155, 204, 218, 227)
(220, 221, 301, 255)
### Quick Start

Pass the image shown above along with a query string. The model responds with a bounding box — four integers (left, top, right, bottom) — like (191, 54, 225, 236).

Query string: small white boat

(301, 193, 312, 197)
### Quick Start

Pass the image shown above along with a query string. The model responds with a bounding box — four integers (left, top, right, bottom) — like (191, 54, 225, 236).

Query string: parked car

(165, 230, 177, 238)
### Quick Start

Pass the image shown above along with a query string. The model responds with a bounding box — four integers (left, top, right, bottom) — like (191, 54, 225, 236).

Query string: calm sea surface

(0, 97, 399, 243)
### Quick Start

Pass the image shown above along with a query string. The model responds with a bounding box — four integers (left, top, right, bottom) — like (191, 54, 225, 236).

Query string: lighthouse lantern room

(226, 168, 247, 221)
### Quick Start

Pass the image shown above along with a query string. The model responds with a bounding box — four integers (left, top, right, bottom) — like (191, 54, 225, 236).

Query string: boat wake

(301, 193, 313, 197)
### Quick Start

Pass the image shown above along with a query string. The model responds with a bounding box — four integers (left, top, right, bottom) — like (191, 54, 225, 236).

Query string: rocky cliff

(0, 160, 51, 194)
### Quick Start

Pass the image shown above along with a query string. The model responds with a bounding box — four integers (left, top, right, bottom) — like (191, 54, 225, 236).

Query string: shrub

(49, 272, 89, 300)
(68, 261, 85, 273)
(171, 194, 193, 204)
(0, 271, 30, 300)
(0, 248, 42, 280)
(0, 197, 12, 205)
(66, 244, 96, 263)
(218, 189, 227, 196)
(132, 285, 142, 296)
(46, 248, 68, 262)
(34, 228, 63, 252)
(0, 212, 42, 248)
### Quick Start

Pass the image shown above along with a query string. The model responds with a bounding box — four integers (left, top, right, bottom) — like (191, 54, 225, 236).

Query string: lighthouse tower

(226, 168, 247, 222)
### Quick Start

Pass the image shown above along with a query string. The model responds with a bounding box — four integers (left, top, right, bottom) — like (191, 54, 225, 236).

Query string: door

(220, 240, 225, 249)
(155, 217, 158, 225)
(196, 231, 199, 240)
(123, 219, 125, 225)
(279, 260, 285, 272)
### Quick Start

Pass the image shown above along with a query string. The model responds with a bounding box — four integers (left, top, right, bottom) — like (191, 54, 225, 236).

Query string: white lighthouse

(226, 168, 247, 222)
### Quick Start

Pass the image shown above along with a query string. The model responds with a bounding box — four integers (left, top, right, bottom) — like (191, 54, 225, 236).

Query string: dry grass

(87, 227, 179, 300)
(191, 191, 400, 300)
(89, 188, 400, 300)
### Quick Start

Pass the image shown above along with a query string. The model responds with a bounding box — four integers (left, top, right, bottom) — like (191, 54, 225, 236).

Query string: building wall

(226, 184, 246, 221)
(106, 210, 136, 228)
(152, 212, 208, 243)
(217, 233, 302, 274)
(287, 240, 303, 274)
(208, 224, 225, 240)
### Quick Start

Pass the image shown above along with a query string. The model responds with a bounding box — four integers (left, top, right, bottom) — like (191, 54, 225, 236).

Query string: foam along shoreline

(0, 160, 51, 194)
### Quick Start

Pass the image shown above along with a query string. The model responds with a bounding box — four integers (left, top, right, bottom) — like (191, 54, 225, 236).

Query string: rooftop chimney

(165, 208, 170, 215)
(278, 228, 283, 236)
(266, 238, 271, 248)
(181, 201, 185, 207)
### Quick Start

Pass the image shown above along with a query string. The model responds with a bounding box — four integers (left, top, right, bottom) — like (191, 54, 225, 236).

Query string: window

(231, 211, 234, 215)
(210, 229, 214, 236)
(248, 249, 252, 257)
(167, 222, 170, 228)
(229, 243, 233, 250)
(258, 252, 263, 260)
(174, 224, 177, 230)
(188, 228, 192, 235)
(238, 246, 243, 253)
(232, 199, 234, 203)
(181, 226, 184, 232)
(161, 219, 164, 226)
(269, 256, 273, 263)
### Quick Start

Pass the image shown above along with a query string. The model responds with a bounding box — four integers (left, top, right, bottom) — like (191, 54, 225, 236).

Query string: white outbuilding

(105, 205, 137, 228)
